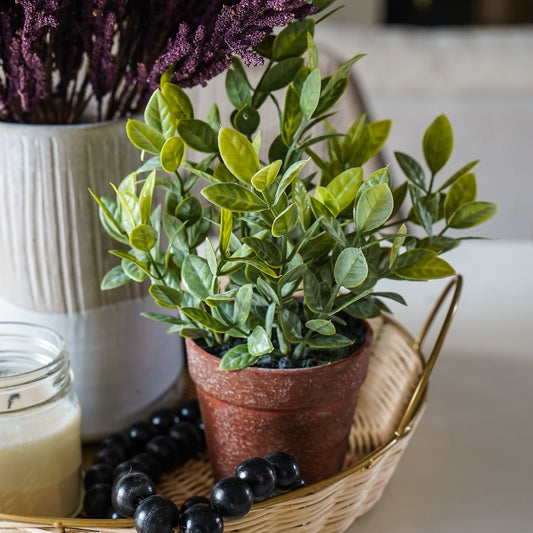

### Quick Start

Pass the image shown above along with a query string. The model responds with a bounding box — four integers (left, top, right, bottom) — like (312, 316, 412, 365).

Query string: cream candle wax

(0, 323, 82, 517)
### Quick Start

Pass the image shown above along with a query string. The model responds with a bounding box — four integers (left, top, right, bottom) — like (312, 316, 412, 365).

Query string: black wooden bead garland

(83, 399, 303, 533)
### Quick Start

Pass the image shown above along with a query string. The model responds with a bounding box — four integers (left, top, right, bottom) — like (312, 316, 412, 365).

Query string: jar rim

(0, 322, 68, 390)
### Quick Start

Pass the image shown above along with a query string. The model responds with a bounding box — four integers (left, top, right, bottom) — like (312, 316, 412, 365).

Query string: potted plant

(0, 0, 313, 440)
(92, 8, 497, 484)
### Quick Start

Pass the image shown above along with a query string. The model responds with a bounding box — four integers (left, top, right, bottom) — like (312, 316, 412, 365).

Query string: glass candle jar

(0, 322, 82, 517)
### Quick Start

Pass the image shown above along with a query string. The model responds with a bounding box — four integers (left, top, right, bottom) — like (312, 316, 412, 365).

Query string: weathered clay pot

(186, 321, 373, 485)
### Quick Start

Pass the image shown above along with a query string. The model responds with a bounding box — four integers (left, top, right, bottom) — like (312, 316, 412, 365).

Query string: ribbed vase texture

(0, 120, 184, 440)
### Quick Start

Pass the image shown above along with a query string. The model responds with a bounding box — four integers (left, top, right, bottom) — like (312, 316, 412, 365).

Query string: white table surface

(346, 239, 533, 532)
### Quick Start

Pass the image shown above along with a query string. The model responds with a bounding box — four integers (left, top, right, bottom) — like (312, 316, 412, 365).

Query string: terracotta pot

(186, 321, 373, 485)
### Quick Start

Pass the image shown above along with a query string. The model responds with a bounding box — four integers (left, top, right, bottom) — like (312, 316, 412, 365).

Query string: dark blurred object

(474, 0, 533, 23)
(386, 0, 474, 25)
(386, 0, 533, 25)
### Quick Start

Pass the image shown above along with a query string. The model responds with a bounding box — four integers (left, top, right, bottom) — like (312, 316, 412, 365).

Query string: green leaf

(176, 196, 203, 226)
(139, 170, 156, 225)
(293, 179, 312, 230)
(121, 256, 147, 282)
(126, 119, 165, 154)
(275, 159, 308, 204)
(395, 151, 426, 190)
(205, 238, 218, 276)
(160, 136, 185, 173)
(355, 167, 391, 203)
(282, 85, 302, 146)
(356, 183, 394, 233)
(423, 114, 453, 175)
(444, 172, 477, 221)
(242, 237, 282, 266)
(233, 105, 260, 136)
(350, 120, 391, 166)
(251, 160, 282, 191)
(300, 68, 321, 119)
(205, 103, 221, 132)
(272, 19, 315, 60)
(233, 284, 253, 326)
(280, 309, 303, 342)
(225, 68, 251, 108)
(144, 90, 176, 139)
(306, 334, 353, 349)
(248, 326, 274, 356)
(219, 344, 259, 370)
(180, 307, 230, 333)
(327, 167, 363, 212)
(177, 119, 218, 153)
(218, 127, 261, 183)
(279, 263, 306, 291)
(318, 214, 347, 247)
(303, 270, 325, 312)
(334, 247, 368, 288)
(161, 82, 194, 120)
(219, 208, 233, 257)
(305, 319, 335, 335)
(394, 252, 456, 280)
(409, 184, 434, 235)
(179, 328, 209, 339)
(257, 278, 279, 304)
(392, 249, 454, 279)
(258, 57, 305, 92)
(439, 160, 479, 190)
(307, 32, 319, 70)
(447, 201, 498, 229)
(206, 288, 238, 307)
(149, 284, 183, 308)
(181, 255, 213, 299)
(141, 312, 185, 326)
(202, 183, 267, 212)
(272, 203, 298, 237)
(129, 224, 158, 251)
(314, 186, 340, 216)
(324, 53, 365, 94)
(101, 265, 131, 290)
(390, 223, 407, 268)
(314, 77, 348, 117)
(110, 250, 152, 277)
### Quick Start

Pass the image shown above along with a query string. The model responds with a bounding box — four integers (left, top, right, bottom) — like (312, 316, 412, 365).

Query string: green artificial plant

(92, 12, 497, 370)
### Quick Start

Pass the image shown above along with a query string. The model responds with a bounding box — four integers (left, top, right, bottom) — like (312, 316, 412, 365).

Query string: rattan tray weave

(0, 277, 462, 533)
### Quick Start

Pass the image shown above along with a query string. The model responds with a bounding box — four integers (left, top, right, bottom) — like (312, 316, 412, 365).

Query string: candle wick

(7, 393, 20, 410)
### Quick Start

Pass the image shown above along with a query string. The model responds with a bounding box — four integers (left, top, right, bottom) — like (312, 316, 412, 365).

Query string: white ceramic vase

(0, 119, 185, 441)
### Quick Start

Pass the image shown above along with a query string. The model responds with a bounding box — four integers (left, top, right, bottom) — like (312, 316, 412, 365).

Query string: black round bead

(210, 476, 254, 519)
(83, 483, 111, 518)
(176, 398, 202, 424)
(101, 432, 132, 452)
(235, 457, 276, 501)
(111, 472, 156, 518)
(149, 407, 177, 434)
(146, 435, 181, 472)
(179, 503, 224, 533)
(180, 495, 210, 514)
(264, 452, 301, 491)
(84, 462, 113, 489)
(134, 495, 180, 533)
(113, 458, 151, 480)
(132, 452, 162, 484)
(92, 446, 128, 468)
(128, 420, 158, 450)
(168, 421, 203, 461)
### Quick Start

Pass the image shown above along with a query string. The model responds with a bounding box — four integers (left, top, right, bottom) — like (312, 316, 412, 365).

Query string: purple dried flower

(0, 0, 315, 123)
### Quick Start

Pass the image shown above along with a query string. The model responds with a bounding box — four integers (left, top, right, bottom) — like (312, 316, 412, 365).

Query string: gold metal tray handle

(395, 274, 463, 438)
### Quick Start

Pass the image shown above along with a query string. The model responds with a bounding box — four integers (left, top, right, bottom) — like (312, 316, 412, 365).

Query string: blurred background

(318, 0, 533, 239)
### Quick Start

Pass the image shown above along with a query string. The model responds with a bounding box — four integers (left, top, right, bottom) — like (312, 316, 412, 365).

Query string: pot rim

(186, 319, 373, 376)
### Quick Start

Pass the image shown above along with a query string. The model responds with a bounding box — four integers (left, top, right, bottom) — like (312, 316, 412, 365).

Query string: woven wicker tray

(0, 277, 462, 533)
